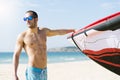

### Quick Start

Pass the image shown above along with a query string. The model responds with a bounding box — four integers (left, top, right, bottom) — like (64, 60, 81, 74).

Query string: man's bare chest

(24, 33, 46, 47)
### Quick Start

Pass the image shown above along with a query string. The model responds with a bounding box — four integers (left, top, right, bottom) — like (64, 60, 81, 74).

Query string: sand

(0, 60, 119, 80)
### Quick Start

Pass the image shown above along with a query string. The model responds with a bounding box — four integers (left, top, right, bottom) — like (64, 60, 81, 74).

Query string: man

(13, 10, 75, 80)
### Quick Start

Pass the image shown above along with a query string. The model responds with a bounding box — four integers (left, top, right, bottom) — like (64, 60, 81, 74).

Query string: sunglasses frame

(23, 16, 33, 21)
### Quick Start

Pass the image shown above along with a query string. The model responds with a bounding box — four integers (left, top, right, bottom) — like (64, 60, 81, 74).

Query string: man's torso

(23, 28, 47, 68)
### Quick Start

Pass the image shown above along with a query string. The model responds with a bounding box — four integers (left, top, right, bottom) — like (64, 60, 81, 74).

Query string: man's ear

(35, 18, 38, 22)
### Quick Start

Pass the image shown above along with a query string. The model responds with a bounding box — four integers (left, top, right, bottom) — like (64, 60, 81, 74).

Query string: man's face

(24, 12, 37, 28)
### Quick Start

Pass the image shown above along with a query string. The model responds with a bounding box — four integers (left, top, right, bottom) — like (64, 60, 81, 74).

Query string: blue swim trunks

(26, 66, 47, 80)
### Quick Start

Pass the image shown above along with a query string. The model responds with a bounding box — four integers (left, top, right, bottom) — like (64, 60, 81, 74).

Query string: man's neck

(28, 27, 39, 33)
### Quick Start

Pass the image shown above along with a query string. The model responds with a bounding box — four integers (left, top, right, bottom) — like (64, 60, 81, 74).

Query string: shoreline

(0, 60, 119, 80)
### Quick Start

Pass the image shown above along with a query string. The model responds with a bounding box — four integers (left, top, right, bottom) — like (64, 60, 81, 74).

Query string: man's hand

(14, 75, 19, 80)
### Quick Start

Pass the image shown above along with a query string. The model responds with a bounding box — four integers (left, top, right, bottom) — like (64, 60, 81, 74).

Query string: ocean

(0, 52, 90, 64)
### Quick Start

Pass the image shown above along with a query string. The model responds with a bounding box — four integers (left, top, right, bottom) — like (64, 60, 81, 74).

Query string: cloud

(0, 0, 42, 8)
(18, 1, 41, 7)
(101, 2, 120, 9)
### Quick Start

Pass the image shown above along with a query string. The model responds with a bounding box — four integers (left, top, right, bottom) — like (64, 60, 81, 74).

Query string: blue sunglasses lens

(23, 16, 33, 21)
(23, 17, 27, 21)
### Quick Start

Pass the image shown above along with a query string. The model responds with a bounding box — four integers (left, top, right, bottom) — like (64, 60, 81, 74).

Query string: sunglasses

(23, 16, 33, 21)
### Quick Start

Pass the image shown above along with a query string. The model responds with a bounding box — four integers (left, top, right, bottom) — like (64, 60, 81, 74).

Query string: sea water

(0, 52, 89, 64)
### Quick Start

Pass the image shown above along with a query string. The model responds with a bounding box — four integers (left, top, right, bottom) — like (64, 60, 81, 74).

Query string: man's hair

(26, 10, 38, 18)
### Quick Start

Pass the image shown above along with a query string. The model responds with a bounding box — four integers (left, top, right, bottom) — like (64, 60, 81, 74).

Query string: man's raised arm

(42, 28, 75, 37)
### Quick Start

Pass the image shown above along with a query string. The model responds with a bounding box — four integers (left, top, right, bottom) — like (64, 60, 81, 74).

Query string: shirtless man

(13, 10, 75, 80)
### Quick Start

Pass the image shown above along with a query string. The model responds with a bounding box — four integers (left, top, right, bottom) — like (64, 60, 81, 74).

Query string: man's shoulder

(39, 27, 50, 31)
(39, 26, 48, 30)
(17, 31, 26, 38)
(20, 31, 26, 35)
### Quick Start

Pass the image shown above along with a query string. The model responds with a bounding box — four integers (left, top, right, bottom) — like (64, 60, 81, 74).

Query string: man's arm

(42, 28, 75, 37)
(13, 33, 24, 80)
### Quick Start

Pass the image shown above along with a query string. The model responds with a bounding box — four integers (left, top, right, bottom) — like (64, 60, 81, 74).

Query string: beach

(0, 60, 119, 80)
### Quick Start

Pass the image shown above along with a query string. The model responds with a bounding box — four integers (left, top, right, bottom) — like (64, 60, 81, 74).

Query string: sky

(0, 0, 120, 52)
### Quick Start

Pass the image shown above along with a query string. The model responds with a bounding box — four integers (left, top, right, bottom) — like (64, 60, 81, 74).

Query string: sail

(67, 12, 120, 75)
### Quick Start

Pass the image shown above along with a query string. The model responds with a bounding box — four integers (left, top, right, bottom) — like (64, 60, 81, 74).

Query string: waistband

(27, 66, 47, 73)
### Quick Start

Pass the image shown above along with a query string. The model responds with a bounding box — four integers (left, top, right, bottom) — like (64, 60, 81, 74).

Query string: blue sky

(0, 0, 120, 52)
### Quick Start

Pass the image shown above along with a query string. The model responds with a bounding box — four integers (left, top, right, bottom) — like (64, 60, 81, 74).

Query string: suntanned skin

(13, 12, 75, 80)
